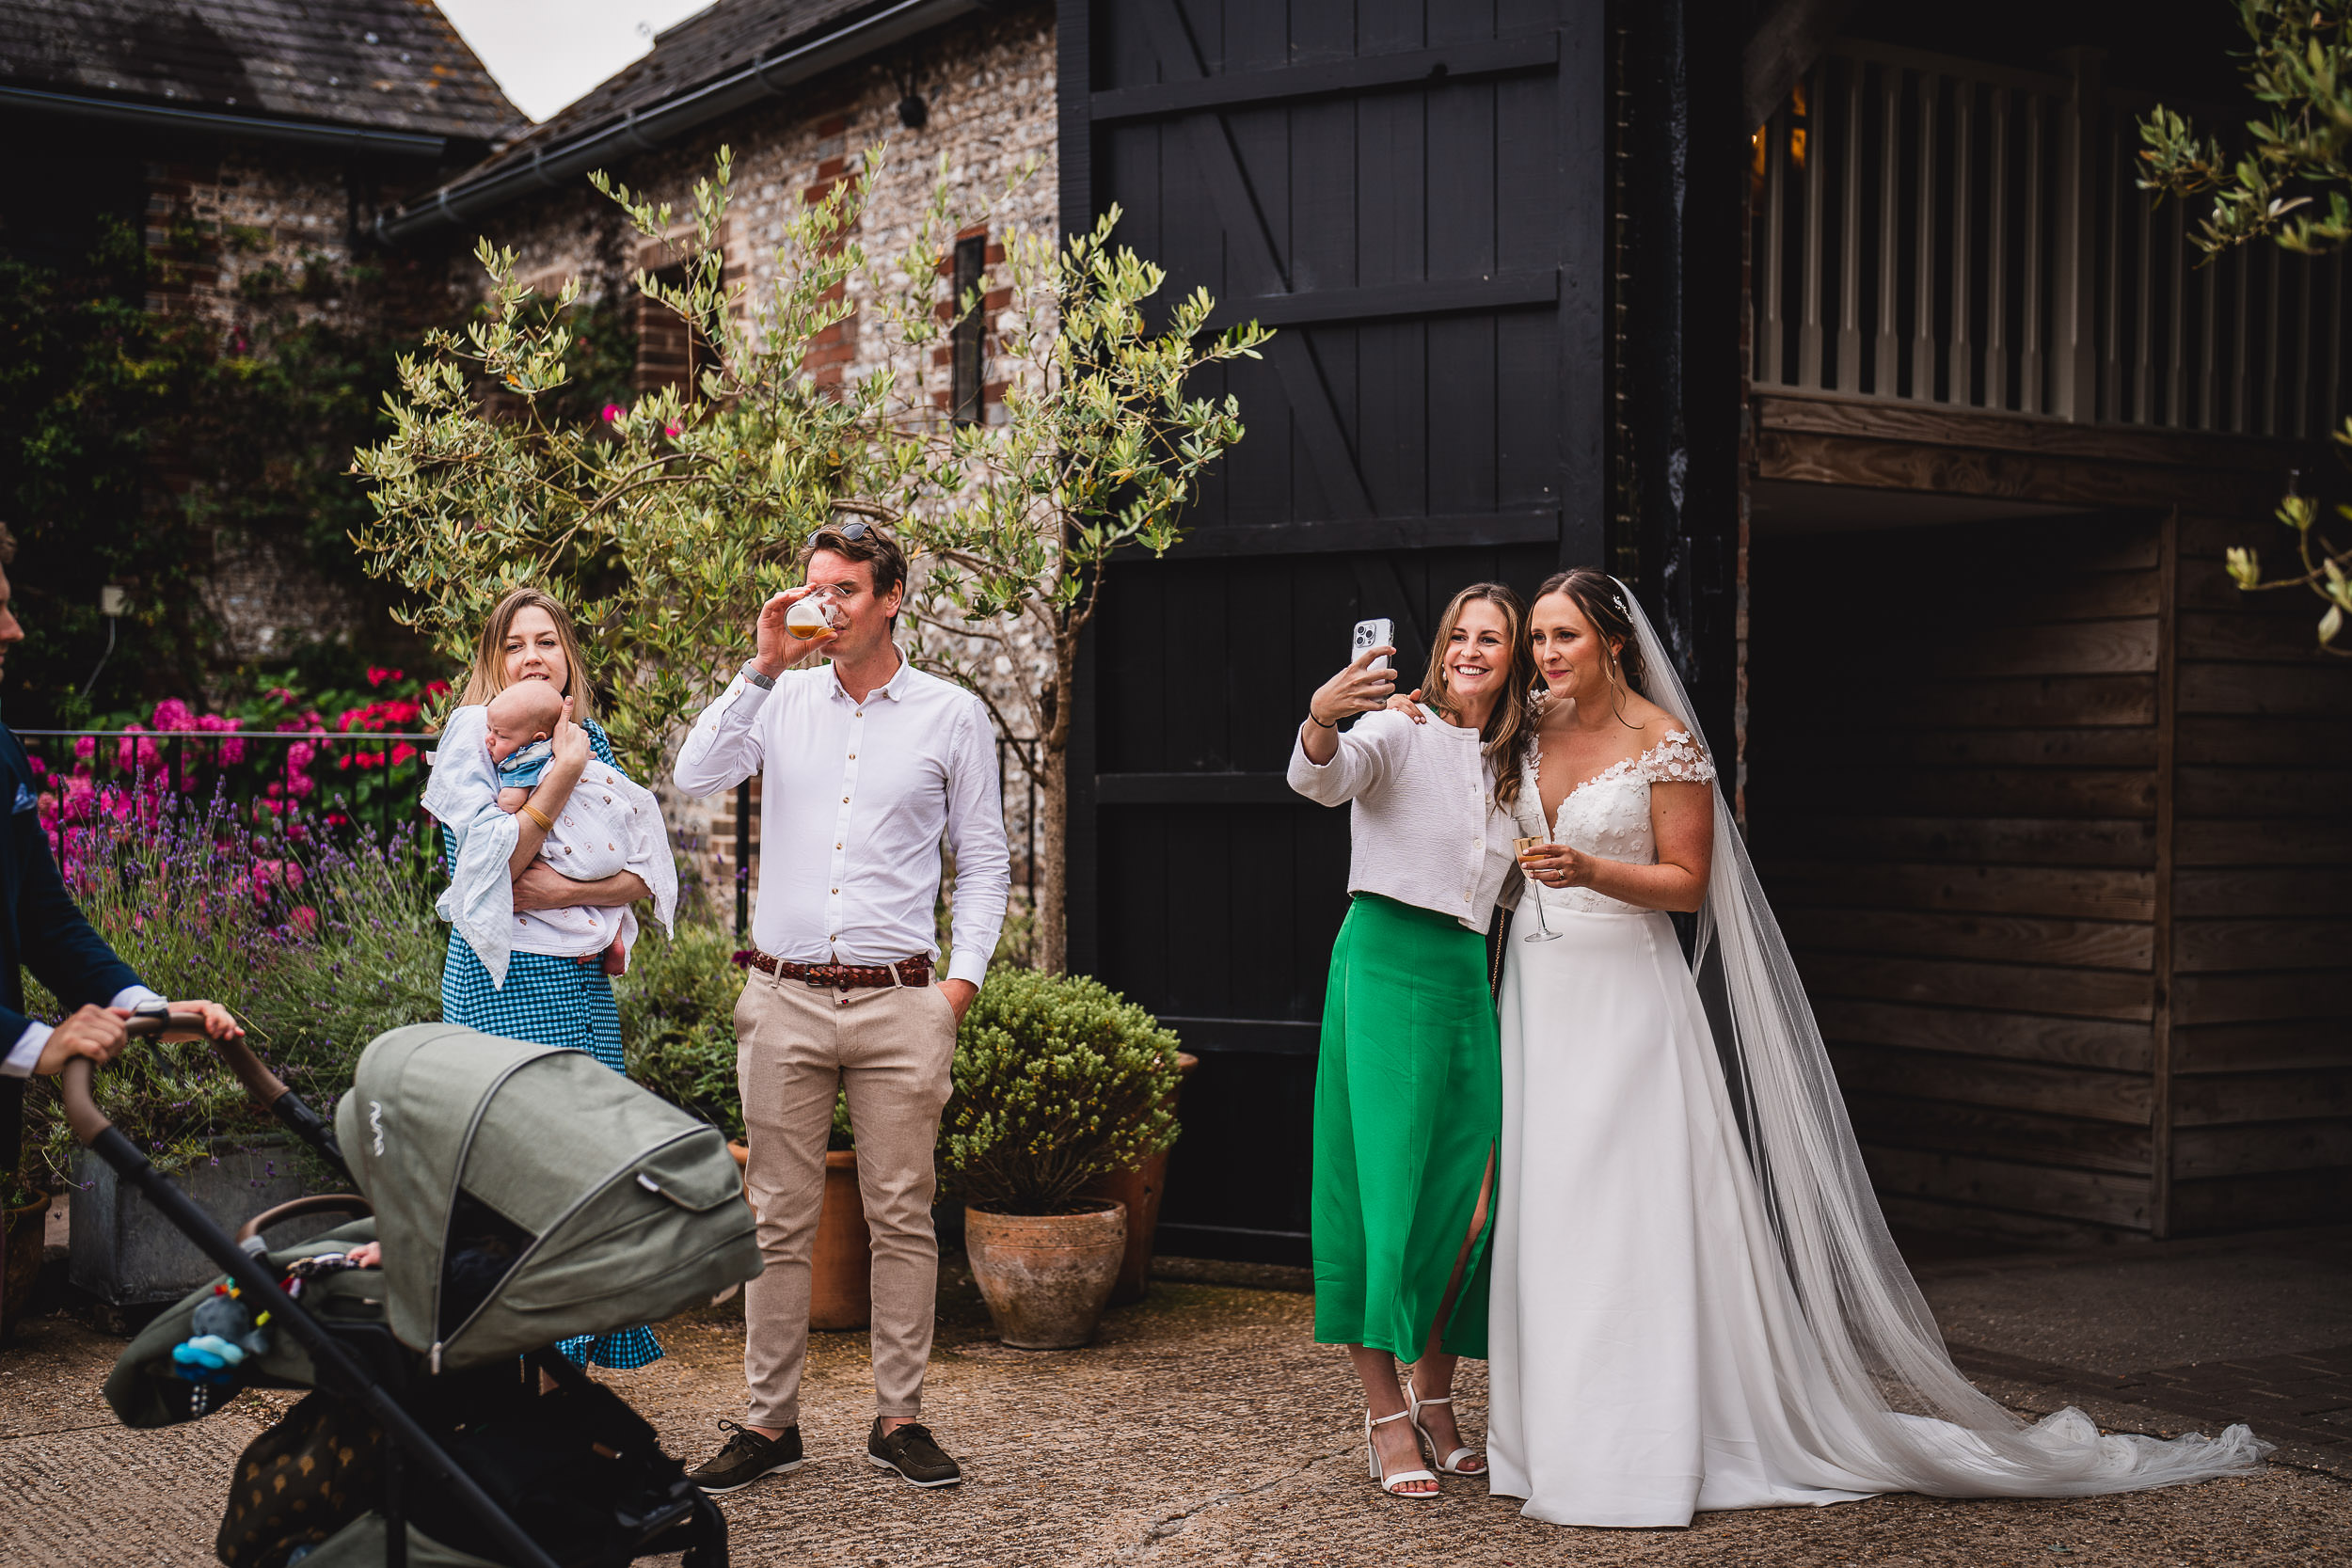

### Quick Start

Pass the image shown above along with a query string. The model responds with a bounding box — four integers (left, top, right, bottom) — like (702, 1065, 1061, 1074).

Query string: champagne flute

(1515, 837, 1564, 942)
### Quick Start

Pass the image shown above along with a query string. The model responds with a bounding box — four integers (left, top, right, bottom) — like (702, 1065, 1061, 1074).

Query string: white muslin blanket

(421, 705, 677, 989)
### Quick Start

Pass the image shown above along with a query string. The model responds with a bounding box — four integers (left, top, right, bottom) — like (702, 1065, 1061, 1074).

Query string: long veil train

(1611, 578, 2265, 1496)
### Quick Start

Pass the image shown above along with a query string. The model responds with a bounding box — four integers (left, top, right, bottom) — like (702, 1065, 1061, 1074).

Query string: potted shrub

(620, 926, 871, 1328)
(941, 967, 1182, 1348)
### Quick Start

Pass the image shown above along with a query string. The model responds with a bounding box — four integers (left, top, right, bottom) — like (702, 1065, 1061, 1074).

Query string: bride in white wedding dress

(1485, 569, 2266, 1528)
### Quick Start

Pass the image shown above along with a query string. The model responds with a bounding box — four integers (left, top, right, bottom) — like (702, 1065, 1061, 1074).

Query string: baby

(484, 679, 565, 816)
(425, 680, 676, 992)
(457, 680, 672, 977)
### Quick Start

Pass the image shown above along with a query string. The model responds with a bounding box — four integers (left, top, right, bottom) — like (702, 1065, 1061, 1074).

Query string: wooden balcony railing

(1752, 40, 2348, 437)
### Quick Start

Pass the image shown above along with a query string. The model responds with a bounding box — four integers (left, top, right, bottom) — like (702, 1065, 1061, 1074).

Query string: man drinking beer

(674, 520, 1008, 1493)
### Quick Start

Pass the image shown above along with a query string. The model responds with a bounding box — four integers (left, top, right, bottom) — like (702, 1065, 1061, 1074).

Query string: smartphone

(1352, 617, 1395, 673)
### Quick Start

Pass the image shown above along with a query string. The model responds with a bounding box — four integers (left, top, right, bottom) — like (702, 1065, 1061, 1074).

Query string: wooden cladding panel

(2172, 1120, 2352, 1180)
(2172, 1069, 2352, 1126)
(2175, 659, 2352, 717)
(1846, 1094, 2152, 1175)
(1815, 999, 2153, 1072)
(2173, 970, 2350, 1026)
(2158, 509, 2352, 1221)
(2169, 1167, 2352, 1233)
(2176, 714, 2352, 768)
(1897, 676, 2156, 730)
(1762, 860, 2155, 921)
(2173, 1020, 2352, 1074)
(1860, 1146, 2152, 1230)
(1754, 511, 2168, 1238)
(2173, 918, 2352, 973)
(2177, 818, 2352, 867)
(1922, 618, 2158, 679)
(1831, 1046, 2153, 1122)
(1784, 907, 2153, 970)
(1797, 953, 2153, 1021)
(1756, 816, 2158, 869)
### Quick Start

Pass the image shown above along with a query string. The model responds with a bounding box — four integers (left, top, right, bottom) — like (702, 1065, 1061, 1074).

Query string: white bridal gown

(1485, 727, 2265, 1528)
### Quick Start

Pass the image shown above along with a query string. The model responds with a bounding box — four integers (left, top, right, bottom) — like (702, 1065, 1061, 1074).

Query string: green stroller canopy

(334, 1023, 760, 1371)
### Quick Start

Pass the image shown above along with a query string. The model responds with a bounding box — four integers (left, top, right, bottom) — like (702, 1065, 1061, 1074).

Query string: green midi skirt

(1311, 893, 1501, 1359)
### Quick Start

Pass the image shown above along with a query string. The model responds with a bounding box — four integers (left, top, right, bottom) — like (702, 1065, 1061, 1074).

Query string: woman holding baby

(421, 586, 677, 1370)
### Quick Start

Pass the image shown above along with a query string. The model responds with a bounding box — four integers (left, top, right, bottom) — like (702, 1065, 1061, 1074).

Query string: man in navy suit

(0, 529, 241, 1170)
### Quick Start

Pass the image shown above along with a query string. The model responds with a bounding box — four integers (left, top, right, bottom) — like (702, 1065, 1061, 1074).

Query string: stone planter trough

(71, 1139, 342, 1306)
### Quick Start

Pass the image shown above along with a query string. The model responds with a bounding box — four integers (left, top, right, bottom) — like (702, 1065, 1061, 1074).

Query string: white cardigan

(1287, 707, 1521, 932)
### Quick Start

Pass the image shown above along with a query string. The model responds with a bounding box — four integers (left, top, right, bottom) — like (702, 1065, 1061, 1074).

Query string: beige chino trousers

(735, 965, 958, 1430)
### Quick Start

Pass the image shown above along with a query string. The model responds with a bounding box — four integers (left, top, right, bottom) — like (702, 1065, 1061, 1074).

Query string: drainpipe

(373, 0, 981, 245)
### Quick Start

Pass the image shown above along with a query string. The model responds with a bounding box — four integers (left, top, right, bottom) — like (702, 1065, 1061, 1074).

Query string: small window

(950, 232, 986, 425)
(636, 263, 707, 394)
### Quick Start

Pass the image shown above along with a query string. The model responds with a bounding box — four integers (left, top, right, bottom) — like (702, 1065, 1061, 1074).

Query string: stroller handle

(60, 1012, 293, 1147)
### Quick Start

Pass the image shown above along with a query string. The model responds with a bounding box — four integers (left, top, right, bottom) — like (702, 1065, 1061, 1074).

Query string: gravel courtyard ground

(3, 1226, 2346, 1566)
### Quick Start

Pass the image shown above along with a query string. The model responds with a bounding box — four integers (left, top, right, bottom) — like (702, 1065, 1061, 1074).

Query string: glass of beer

(1516, 837, 1563, 942)
(785, 588, 840, 641)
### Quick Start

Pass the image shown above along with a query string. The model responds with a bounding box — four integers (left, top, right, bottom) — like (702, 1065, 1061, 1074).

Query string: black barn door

(1058, 0, 1607, 1263)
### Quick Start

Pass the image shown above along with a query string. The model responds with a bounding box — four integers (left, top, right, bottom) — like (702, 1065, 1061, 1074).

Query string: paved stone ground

(3, 1229, 2347, 1566)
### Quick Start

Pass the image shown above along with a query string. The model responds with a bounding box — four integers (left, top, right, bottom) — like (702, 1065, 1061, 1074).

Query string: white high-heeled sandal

(1406, 1375, 1486, 1476)
(1365, 1408, 1440, 1498)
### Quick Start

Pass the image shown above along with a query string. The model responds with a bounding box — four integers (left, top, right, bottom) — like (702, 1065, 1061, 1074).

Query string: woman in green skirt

(1287, 583, 1532, 1499)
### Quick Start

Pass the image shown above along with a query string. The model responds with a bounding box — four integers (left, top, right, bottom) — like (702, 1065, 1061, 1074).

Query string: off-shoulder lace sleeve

(1640, 730, 1716, 784)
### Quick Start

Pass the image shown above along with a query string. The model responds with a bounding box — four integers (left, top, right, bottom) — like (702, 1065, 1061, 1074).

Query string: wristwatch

(742, 661, 777, 690)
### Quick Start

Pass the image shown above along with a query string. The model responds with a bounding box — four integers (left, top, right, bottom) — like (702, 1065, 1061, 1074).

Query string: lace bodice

(1513, 731, 1716, 914)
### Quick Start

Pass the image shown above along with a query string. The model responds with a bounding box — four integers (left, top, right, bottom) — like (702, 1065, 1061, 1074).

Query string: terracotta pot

(963, 1199, 1126, 1349)
(3, 1193, 52, 1341)
(1080, 1053, 1200, 1306)
(731, 1141, 870, 1330)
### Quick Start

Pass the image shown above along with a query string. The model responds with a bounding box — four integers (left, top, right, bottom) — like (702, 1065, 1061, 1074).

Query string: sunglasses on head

(834, 519, 871, 542)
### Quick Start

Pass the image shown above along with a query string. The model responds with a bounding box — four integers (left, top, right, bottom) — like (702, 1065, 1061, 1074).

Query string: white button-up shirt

(674, 654, 1009, 989)
(1288, 708, 1519, 931)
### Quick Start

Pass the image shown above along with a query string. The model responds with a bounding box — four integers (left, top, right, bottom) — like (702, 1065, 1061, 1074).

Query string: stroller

(71, 1013, 763, 1568)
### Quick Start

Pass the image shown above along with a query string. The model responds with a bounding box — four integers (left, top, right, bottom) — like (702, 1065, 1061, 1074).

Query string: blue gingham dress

(440, 720, 663, 1371)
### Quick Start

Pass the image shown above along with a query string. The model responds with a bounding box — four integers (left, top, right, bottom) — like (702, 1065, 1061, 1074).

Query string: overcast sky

(438, 0, 715, 123)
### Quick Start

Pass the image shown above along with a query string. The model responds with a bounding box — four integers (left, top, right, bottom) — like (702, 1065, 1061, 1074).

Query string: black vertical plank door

(1063, 0, 1609, 1263)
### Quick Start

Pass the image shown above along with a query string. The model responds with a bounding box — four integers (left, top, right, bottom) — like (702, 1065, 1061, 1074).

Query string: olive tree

(350, 149, 913, 773)
(2139, 0, 2352, 653)
(355, 147, 1270, 978)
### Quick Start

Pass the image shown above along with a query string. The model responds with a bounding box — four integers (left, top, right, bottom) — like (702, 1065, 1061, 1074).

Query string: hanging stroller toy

(75, 1013, 763, 1567)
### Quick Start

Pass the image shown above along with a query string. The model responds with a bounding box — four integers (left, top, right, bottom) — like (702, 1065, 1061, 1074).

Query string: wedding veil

(1610, 578, 2267, 1496)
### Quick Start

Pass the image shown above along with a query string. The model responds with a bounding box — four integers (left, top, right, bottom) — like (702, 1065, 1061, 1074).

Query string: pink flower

(390, 741, 418, 766)
(663, 423, 681, 437)
(152, 698, 197, 731)
(72, 736, 95, 762)
(26, 754, 44, 778)
(601, 404, 623, 423)
(287, 905, 319, 938)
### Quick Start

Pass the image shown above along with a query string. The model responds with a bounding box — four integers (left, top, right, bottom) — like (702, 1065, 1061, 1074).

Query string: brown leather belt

(742, 951, 932, 989)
